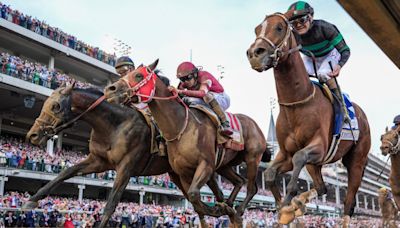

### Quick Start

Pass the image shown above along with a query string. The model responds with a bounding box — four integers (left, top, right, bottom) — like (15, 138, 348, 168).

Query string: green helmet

(288, 1, 314, 20)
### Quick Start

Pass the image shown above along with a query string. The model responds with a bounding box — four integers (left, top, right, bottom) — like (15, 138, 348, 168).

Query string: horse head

(247, 11, 300, 72)
(26, 82, 76, 145)
(380, 126, 400, 156)
(104, 59, 161, 105)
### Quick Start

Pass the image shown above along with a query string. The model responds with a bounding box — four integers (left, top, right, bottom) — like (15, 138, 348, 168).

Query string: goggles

(290, 15, 309, 26)
(179, 74, 194, 82)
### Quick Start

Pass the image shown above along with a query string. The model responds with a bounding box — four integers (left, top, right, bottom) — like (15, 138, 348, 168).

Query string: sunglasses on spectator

(179, 75, 194, 82)
(290, 15, 310, 26)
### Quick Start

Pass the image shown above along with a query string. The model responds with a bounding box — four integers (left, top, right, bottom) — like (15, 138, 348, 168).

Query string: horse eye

(52, 103, 61, 113)
(276, 25, 283, 32)
(135, 73, 144, 81)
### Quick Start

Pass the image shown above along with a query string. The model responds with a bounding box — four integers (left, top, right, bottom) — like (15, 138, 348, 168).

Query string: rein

(120, 69, 189, 142)
(255, 13, 302, 68)
(36, 95, 105, 137)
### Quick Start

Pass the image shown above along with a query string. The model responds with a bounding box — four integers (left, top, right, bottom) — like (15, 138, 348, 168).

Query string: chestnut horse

(25, 84, 225, 227)
(246, 12, 371, 226)
(380, 125, 400, 210)
(104, 61, 270, 226)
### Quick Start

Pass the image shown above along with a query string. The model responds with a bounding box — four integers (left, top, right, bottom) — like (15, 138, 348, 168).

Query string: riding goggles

(290, 15, 309, 26)
(179, 74, 194, 82)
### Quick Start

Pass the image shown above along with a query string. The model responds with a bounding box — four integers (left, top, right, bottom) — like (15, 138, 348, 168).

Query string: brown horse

(378, 187, 398, 228)
(104, 61, 270, 226)
(380, 125, 400, 210)
(246, 12, 371, 226)
(25, 84, 229, 227)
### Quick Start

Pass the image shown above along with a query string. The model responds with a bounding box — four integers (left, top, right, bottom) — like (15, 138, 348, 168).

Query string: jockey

(115, 56, 135, 77)
(171, 62, 233, 136)
(392, 115, 400, 130)
(287, 1, 350, 119)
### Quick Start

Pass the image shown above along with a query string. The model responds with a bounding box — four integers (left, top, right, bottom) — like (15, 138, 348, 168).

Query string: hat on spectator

(115, 56, 135, 69)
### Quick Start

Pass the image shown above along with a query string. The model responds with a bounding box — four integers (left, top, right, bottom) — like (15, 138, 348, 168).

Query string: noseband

(255, 13, 302, 68)
(383, 131, 400, 155)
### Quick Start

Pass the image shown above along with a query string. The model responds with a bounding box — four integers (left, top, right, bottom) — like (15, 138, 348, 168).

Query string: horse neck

(148, 79, 188, 140)
(70, 90, 121, 131)
(391, 152, 400, 176)
(273, 36, 313, 104)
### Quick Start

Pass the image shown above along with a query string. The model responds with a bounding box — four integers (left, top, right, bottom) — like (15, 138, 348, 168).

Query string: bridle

(35, 94, 105, 138)
(382, 131, 400, 155)
(255, 13, 302, 68)
(117, 67, 189, 142)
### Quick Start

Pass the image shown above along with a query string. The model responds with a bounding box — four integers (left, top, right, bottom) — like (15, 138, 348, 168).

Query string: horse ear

(62, 80, 76, 95)
(148, 59, 159, 71)
(284, 9, 295, 21)
(385, 126, 389, 133)
(60, 81, 66, 88)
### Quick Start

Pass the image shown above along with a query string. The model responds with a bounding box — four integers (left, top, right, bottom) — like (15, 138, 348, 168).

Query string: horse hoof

(278, 205, 296, 225)
(342, 215, 350, 228)
(22, 201, 38, 210)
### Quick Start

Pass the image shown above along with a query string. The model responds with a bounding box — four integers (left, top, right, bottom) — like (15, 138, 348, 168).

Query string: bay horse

(103, 60, 270, 226)
(246, 12, 371, 226)
(25, 83, 224, 228)
(380, 125, 400, 210)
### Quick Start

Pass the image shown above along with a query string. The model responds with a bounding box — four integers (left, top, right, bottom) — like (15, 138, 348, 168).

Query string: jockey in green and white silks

(288, 1, 350, 119)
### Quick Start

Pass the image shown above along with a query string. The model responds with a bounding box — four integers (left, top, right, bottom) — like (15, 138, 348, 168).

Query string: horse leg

(217, 166, 246, 207)
(305, 165, 327, 196)
(99, 160, 132, 228)
(235, 156, 259, 216)
(342, 145, 369, 227)
(206, 173, 225, 203)
(282, 145, 323, 207)
(23, 155, 106, 209)
(265, 151, 293, 207)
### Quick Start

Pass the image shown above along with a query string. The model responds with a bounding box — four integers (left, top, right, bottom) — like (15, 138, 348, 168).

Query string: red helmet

(176, 62, 198, 78)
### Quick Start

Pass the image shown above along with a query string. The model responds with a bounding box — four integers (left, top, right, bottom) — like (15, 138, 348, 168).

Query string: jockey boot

(207, 98, 233, 136)
(331, 88, 350, 123)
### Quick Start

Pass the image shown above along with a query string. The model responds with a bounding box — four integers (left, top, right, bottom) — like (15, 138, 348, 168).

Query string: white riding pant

(302, 48, 341, 83)
(182, 92, 231, 111)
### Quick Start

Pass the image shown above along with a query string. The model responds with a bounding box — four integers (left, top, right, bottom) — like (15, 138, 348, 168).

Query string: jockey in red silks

(169, 62, 233, 136)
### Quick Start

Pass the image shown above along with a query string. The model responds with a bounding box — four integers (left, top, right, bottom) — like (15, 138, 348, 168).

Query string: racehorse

(25, 83, 225, 228)
(380, 125, 400, 210)
(103, 60, 270, 227)
(377, 187, 398, 228)
(246, 12, 371, 226)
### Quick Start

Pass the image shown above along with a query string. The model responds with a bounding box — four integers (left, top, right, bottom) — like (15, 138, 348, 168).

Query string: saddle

(189, 104, 244, 151)
(137, 109, 166, 156)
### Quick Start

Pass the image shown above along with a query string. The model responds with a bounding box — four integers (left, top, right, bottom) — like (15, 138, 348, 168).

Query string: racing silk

(298, 19, 350, 67)
(178, 71, 224, 98)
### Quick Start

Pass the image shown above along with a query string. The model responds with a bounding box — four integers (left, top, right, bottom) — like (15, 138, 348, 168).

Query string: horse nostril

(108, 85, 116, 92)
(254, 47, 266, 56)
(29, 133, 38, 141)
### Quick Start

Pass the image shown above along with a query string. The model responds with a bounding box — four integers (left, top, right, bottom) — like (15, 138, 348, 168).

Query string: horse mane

(74, 87, 104, 96)
(154, 69, 170, 86)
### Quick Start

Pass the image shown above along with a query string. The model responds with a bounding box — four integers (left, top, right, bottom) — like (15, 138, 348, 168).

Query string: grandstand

(0, 2, 393, 226)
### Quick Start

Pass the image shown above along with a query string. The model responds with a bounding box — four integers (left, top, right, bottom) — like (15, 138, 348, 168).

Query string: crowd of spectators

(0, 2, 117, 66)
(0, 52, 92, 89)
(0, 191, 388, 227)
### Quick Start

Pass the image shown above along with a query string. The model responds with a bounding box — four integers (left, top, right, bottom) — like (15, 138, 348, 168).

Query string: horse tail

(261, 144, 273, 162)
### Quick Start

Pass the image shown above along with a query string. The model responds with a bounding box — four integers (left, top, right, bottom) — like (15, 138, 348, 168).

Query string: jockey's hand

(328, 65, 341, 77)
(167, 86, 178, 93)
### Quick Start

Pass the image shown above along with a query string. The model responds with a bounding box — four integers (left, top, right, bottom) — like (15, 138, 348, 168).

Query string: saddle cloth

(190, 104, 245, 151)
(137, 108, 161, 154)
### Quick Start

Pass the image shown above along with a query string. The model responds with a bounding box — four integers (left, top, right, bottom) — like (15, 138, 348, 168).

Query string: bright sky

(4, 0, 400, 159)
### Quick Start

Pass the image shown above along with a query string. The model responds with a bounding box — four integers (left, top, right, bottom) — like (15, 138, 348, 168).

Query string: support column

(372, 197, 375, 211)
(0, 176, 8, 196)
(46, 138, 54, 157)
(184, 199, 189, 209)
(307, 180, 310, 191)
(322, 195, 326, 203)
(139, 189, 145, 205)
(261, 172, 265, 190)
(48, 56, 55, 69)
(335, 185, 340, 205)
(56, 132, 63, 150)
(282, 177, 286, 196)
(356, 193, 359, 208)
(218, 175, 222, 186)
(364, 195, 368, 209)
(78, 184, 85, 202)
(236, 166, 239, 173)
